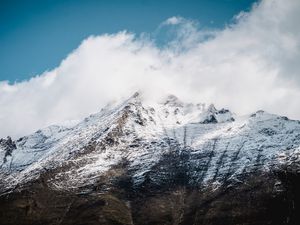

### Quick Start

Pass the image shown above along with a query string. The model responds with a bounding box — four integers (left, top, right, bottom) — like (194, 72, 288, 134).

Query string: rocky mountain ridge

(0, 92, 299, 225)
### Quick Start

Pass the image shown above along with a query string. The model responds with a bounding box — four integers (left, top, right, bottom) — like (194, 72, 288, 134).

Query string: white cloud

(1, 0, 300, 138)
(163, 16, 184, 25)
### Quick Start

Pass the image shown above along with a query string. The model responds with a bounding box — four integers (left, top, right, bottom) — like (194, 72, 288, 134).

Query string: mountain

(0, 92, 300, 225)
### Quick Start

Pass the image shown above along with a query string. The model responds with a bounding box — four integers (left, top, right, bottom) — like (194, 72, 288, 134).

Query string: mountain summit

(0, 93, 300, 225)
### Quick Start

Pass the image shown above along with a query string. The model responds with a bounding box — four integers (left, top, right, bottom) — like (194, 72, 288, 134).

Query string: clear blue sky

(0, 0, 257, 82)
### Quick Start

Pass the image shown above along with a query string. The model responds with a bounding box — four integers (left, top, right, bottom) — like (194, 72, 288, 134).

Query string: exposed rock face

(0, 136, 16, 165)
(0, 93, 299, 225)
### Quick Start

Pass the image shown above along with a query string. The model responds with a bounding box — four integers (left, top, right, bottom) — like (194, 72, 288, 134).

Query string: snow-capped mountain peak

(0, 93, 299, 194)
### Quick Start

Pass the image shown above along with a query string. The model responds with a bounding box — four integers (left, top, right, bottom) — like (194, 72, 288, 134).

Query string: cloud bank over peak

(1, 0, 300, 138)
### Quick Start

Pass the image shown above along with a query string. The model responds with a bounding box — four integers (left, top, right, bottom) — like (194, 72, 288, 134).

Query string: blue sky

(0, 0, 257, 82)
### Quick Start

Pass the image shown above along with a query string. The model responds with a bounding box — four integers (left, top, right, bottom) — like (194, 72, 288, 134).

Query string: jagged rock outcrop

(0, 136, 16, 164)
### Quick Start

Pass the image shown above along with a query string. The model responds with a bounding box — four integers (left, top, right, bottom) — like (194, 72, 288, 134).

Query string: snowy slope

(1, 92, 300, 193)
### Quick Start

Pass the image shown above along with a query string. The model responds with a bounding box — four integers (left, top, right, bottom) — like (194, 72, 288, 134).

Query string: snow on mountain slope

(1, 92, 300, 193)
